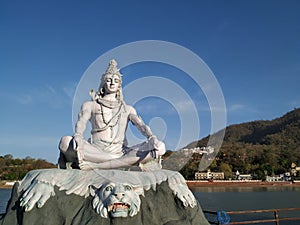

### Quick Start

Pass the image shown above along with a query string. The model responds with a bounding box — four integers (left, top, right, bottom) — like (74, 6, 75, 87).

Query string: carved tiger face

(91, 182, 142, 218)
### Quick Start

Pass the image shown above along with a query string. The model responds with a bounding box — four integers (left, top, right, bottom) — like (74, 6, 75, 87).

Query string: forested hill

(181, 108, 300, 179)
(226, 108, 300, 146)
(0, 155, 56, 181)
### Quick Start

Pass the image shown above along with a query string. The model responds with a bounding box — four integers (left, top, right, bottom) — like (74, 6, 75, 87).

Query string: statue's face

(105, 75, 121, 94)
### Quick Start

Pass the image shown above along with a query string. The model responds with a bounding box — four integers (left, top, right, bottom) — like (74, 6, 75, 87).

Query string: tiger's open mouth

(108, 202, 130, 212)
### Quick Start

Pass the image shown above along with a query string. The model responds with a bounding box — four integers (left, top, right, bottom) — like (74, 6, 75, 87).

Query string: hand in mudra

(78, 160, 96, 170)
(148, 136, 165, 156)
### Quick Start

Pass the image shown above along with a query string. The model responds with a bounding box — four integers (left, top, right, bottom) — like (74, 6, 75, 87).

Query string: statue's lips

(108, 202, 130, 212)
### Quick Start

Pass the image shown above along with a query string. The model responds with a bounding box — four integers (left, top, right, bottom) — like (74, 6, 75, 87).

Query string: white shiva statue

(58, 59, 166, 170)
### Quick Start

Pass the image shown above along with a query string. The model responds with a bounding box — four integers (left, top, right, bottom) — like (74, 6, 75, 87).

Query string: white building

(266, 173, 291, 182)
(195, 170, 224, 180)
(233, 171, 252, 180)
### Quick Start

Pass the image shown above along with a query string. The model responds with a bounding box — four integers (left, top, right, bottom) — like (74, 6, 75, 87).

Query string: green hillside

(178, 108, 300, 179)
(0, 155, 56, 181)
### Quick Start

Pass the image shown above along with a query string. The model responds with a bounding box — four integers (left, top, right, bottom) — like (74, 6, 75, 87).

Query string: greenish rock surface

(1, 181, 209, 225)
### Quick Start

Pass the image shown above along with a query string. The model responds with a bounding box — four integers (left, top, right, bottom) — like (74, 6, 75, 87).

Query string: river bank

(186, 180, 300, 187)
(0, 181, 16, 189)
(0, 185, 13, 189)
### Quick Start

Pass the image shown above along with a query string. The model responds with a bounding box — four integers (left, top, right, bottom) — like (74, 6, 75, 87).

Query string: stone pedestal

(1, 169, 210, 225)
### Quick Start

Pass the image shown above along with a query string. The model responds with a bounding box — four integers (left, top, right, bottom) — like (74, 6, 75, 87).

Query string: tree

(219, 162, 232, 179)
(4, 154, 13, 159)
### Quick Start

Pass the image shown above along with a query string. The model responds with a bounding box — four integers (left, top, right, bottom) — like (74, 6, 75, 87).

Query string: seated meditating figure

(58, 59, 166, 170)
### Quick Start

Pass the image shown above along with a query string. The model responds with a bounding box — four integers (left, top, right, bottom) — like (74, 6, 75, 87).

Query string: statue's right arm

(74, 101, 92, 139)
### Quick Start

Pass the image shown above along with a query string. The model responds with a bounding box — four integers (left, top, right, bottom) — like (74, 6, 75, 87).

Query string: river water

(191, 186, 300, 224)
(1, 186, 300, 224)
(0, 189, 11, 215)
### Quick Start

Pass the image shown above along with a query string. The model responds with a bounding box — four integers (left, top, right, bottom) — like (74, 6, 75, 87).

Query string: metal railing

(204, 208, 300, 225)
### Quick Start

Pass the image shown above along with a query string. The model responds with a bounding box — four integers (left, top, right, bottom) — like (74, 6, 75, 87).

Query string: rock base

(1, 181, 209, 225)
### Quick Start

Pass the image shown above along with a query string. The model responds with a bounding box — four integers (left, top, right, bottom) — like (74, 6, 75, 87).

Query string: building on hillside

(266, 175, 282, 182)
(238, 174, 252, 180)
(233, 170, 252, 180)
(266, 172, 291, 182)
(195, 169, 224, 180)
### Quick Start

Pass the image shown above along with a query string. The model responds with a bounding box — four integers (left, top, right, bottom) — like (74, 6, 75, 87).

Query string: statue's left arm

(128, 107, 154, 140)
(128, 107, 165, 155)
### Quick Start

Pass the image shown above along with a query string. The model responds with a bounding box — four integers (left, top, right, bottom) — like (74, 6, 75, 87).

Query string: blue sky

(0, 0, 299, 163)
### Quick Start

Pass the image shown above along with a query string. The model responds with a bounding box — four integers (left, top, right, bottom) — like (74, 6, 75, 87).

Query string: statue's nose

(114, 192, 124, 199)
